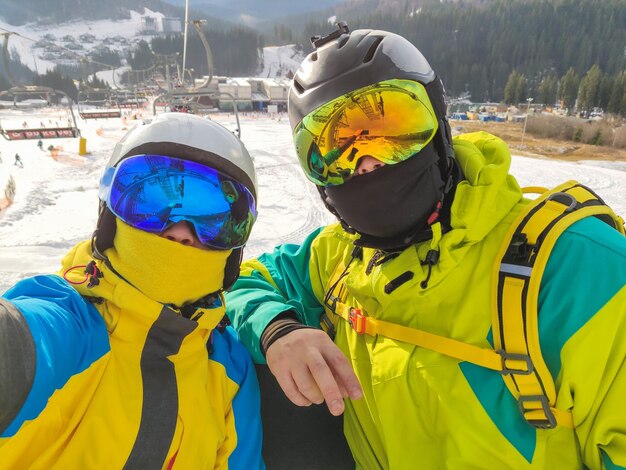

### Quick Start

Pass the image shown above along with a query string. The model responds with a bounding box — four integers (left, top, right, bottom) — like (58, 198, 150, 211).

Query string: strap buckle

(518, 394, 557, 429)
(509, 233, 531, 260)
(348, 308, 366, 334)
(546, 192, 577, 212)
(497, 350, 534, 375)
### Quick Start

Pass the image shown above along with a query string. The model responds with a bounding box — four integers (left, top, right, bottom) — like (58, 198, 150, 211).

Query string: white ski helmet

(93, 113, 257, 289)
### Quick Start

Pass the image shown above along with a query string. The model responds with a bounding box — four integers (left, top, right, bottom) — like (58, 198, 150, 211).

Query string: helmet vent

(293, 79, 305, 94)
(311, 52, 318, 61)
(363, 37, 383, 63)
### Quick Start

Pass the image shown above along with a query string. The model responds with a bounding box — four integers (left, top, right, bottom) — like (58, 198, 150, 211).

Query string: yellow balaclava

(104, 219, 232, 307)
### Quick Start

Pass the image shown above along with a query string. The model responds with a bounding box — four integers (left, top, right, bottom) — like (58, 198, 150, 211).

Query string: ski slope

(1, 110, 625, 293)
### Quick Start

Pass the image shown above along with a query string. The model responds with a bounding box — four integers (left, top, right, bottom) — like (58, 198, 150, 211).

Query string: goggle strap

(425, 77, 447, 121)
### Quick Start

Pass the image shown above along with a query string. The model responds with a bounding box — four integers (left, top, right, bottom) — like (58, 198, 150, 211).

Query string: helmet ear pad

(223, 248, 243, 291)
(92, 205, 117, 258)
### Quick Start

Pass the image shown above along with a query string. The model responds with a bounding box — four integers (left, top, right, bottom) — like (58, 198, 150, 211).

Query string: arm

(225, 228, 362, 416)
(0, 299, 35, 434)
(566, 286, 626, 470)
(0, 275, 109, 437)
(226, 228, 327, 363)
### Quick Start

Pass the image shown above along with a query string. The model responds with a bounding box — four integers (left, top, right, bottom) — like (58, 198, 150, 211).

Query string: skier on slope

(0, 113, 264, 468)
(225, 24, 626, 469)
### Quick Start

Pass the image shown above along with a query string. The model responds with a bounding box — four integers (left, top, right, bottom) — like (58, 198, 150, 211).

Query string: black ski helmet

(288, 23, 457, 248)
(93, 113, 258, 291)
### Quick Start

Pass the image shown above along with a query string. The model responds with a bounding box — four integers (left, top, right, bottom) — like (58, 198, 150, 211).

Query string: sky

(1, 107, 626, 294)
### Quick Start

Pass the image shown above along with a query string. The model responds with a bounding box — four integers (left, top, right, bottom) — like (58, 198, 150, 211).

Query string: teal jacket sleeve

(538, 217, 626, 469)
(0, 275, 109, 437)
(225, 228, 325, 364)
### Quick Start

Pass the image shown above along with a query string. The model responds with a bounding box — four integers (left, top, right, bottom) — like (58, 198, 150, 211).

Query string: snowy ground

(1, 109, 625, 293)
(258, 45, 305, 78)
(0, 10, 164, 74)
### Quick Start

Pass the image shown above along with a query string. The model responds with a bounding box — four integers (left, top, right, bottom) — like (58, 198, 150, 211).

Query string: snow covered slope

(1, 109, 625, 293)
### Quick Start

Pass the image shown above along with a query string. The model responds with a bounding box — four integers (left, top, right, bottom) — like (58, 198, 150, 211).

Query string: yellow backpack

(323, 181, 625, 429)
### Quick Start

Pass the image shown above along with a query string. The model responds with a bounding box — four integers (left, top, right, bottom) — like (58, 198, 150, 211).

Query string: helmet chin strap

(439, 117, 457, 180)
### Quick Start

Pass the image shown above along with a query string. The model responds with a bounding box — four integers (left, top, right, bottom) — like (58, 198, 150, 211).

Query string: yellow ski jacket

(0, 240, 263, 469)
(226, 132, 626, 469)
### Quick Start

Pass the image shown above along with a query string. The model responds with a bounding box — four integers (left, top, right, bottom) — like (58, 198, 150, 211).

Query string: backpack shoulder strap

(492, 180, 625, 429)
(321, 249, 360, 338)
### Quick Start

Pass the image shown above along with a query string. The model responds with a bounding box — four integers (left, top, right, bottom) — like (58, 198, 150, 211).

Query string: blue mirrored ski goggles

(99, 154, 257, 250)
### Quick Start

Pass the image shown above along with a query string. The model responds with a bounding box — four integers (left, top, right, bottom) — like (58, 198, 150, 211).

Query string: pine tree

(559, 67, 579, 111)
(514, 73, 528, 105)
(503, 70, 520, 105)
(538, 75, 558, 105)
(607, 71, 626, 116)
(577, 64, 602, 112)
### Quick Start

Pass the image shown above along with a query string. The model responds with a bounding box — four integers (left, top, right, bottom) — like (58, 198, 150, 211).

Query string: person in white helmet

(0, 113, 264, 468)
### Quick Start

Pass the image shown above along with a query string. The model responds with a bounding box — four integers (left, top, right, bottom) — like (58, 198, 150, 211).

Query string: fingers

(272, 369, 313, 407)
(324, 348, 363, 401)
(291, 356, 324, 405)
(266, 328, 363, 416)
(305, 351, 346, 416)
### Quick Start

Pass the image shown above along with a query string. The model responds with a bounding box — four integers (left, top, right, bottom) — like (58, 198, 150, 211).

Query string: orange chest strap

(328, 296, 573, 429)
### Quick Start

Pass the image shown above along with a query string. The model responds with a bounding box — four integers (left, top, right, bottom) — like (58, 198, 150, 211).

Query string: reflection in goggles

(102, 154, 256, 249)
(294, 79, 438, 186)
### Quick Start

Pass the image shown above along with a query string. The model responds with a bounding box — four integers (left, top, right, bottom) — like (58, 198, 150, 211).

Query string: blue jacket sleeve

(1, 275, 109, 437)
(211, 325, 264, 469)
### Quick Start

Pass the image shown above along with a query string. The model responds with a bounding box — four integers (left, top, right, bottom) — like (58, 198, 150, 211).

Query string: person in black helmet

(225, 23, 626, 469)
(0, 113, 264, 468)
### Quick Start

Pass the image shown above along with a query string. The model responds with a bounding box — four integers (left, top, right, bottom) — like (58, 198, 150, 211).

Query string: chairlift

(0, 86, 80, 141)
(149, 18, 242, 136)
(153, 90, 242, 138)
(77, 88, 122, 119)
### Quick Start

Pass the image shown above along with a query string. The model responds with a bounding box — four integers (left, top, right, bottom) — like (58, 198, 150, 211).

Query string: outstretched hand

(265, 328, 363, 416)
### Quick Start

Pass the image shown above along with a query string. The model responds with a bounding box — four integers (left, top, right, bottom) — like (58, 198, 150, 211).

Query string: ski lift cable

(181, 0, 190, 86)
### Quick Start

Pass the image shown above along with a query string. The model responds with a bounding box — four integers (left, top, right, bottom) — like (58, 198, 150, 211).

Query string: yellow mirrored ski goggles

(293, 79, 438, 186)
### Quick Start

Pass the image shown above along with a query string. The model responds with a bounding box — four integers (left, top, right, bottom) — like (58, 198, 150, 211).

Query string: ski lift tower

(152, 20, 241, 137)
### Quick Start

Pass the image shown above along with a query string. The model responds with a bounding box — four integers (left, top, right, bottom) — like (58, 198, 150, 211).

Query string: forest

(1, 0, 625, 115)
(288, 0, 626, 112)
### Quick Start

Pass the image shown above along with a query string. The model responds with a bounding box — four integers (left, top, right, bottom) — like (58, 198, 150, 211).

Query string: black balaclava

(323, 140, 445, 250)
